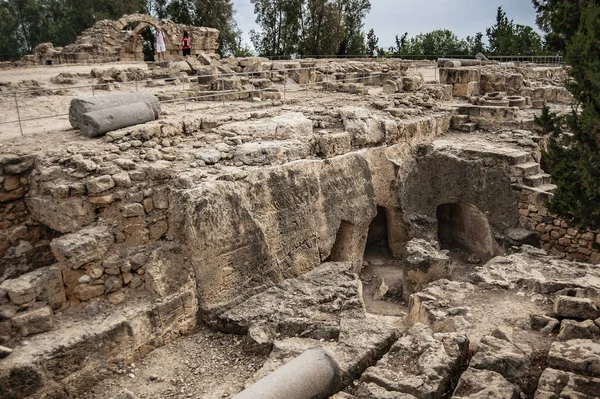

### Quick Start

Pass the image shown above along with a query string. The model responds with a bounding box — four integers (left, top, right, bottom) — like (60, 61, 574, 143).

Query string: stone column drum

(233, 348, 343, 399)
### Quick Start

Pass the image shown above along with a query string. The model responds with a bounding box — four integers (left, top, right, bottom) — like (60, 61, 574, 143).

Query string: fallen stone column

(233, 348, 342, 399)
(69, 92, 160, 129)
(437, 58, 482, 67)
(79, 102, 156, 138)
(443, 60, 462, 68)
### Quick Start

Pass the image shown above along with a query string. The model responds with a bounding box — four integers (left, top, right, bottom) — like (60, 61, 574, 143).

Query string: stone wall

(0, 105, 457, 345)
(0, 154, 58, 283)
(439, 65, 572, 107)
(519, 193, 600, 264)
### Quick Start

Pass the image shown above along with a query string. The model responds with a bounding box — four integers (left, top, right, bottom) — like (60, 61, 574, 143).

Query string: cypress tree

(541, 2, 600, 228)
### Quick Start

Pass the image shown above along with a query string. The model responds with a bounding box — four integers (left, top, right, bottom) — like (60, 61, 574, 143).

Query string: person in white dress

(155, 26, 167, 61)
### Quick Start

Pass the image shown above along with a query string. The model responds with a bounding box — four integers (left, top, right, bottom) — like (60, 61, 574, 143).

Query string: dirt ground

(80, 245, 555, 399)
(84, 324, 266, 399)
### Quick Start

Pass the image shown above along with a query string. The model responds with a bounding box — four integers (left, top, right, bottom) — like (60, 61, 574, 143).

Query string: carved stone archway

(31, 13, 219, 64)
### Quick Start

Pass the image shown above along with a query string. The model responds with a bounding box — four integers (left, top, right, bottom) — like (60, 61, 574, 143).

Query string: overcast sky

(231, 0, 540, 50)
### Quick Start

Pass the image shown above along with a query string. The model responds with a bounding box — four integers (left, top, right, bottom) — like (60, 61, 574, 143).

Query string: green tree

(366, 28, 378, 55)
(539, 2, 600, 228)
(390, 29, 470, 57)
(299, 0, 344, 55)
(486, 6, 545, 56)
(250, 0, 303, 56)
(165, 0, 241, 55)
(391, 32, 408, 56)
(0, 1, 19, 60)
(336, 0, 370, 55)
(0, 0, 148, 61)
(465, 32, 485, 55)
(531, 0, 594, 54)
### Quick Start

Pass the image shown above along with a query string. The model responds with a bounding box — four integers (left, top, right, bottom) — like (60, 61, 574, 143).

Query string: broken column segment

(403, 239, 453, 301)
(79, 102, 157, 138)
(69, 92, 161, 129)
(233, 348, 342, 399)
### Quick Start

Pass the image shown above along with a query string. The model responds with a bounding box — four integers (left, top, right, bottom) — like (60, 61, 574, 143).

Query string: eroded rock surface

(452, 368, 520, 399)
(357, 324, 469, 399)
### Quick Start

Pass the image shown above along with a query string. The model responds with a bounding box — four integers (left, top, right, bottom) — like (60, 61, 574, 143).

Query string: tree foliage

(249, 0, 303, 56)
(298, 0, 345, 55)
(390, 29, 484, 57)
(536, 2, 600, 228)
(531, 0, 593, 54)
(250, 0, 371, 57)
(366, 28, 378, 55)
(486, 7, 544, 55)
(162, 0, 240, 55)
(388, 7, 544, 58)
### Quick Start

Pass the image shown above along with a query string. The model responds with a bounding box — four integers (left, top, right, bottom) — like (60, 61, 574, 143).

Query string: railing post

(221, 76, 225, 105)
(306, 67, 310, 97)
(14, 93, 24, 136)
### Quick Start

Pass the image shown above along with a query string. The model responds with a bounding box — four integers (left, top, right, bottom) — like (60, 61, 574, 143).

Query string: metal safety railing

(264, 54, 449, 61)
(486, 55, 564, 65)
(263, 53, 566, 65)
(0, 64, 438, 137)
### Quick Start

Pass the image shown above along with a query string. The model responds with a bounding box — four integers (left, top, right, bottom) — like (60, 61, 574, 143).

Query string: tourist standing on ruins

(155, 26, 166, 61)
(181, 31, 192, 59)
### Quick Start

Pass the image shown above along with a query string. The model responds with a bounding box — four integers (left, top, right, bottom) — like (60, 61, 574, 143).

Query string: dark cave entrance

(436, 202, 499, 263)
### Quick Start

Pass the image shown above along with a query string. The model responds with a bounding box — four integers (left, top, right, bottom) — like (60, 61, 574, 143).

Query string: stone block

(74, 284, 105, 301)
(530, 314, 559, 332)
(0, 278, 35, 306)
(535, 368, 600, 398)
(401, 74, 424, 91)
(382, 80, 399, 94)
(470, 335, 532, 384)
(28, 196, 96, 233)
(11, 306, 53, 336)
(453, 82, 479, 98)
(557, 319, 600, 341)
(547, 339, 600, 377)
(403, 239, 452, 301)
(359, 324, 468, 399)
(50, 225, 114, 269)
(86, 175, 115, 194)
(554, 296, 600, 320)
(453, 368, 520, 399)
(316, 132, 352, 158)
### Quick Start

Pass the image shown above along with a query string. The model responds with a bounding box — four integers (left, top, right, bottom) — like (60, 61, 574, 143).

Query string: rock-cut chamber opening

(436, 202, 499, 262)
(366, 206, 389, 253)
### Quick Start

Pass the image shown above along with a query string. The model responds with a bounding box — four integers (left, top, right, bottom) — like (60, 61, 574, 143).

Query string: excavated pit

(0, 56, 599, 399)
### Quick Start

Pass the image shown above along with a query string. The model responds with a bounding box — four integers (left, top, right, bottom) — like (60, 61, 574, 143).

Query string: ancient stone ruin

(0, 49, 599, 399)
(26, 14, 219, 65)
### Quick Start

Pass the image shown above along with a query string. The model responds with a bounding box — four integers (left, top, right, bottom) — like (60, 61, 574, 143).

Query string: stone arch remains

(30, 13, 220, 64)
(118, 15, 175, 61)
